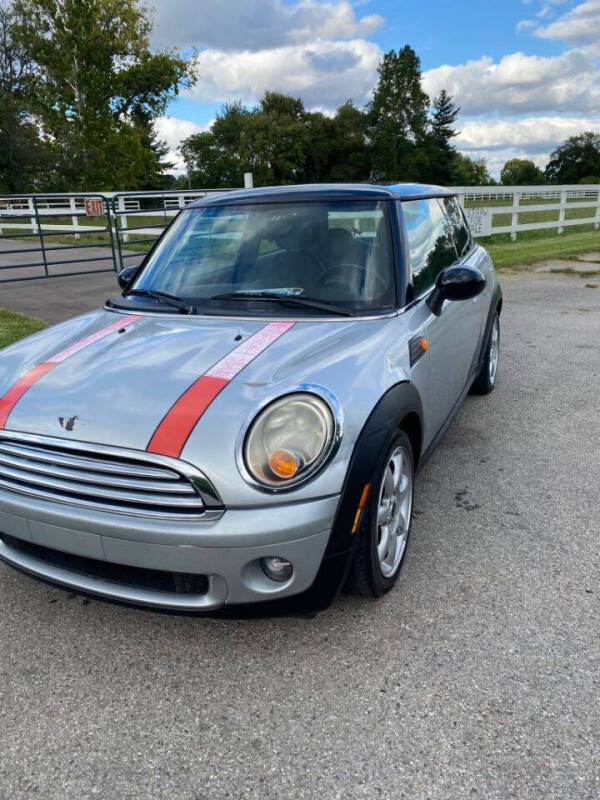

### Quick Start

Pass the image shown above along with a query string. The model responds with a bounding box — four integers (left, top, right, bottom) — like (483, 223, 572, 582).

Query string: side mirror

(117, 265, 139, 291)
(427, 265, 486, 317)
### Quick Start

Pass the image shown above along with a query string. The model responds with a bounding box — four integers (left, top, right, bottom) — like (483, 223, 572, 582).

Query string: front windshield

(131, 201, 396, 315)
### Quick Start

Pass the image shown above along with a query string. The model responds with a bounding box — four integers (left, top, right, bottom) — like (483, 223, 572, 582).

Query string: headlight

(242, 391, 339, 489)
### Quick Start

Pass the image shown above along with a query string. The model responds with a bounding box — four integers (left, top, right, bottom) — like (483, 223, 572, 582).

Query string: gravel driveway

(0, 272, 598, 799)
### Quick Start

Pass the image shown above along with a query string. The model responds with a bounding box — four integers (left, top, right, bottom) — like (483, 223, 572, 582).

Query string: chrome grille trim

(0, 431, 224, 521)
(0, 452, 196, 494)
(0, 442, 179, 480)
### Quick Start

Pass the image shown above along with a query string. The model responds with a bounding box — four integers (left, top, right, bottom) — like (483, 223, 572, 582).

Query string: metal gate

(111, 189, 228, 271)
(0, 188, 236, 282)
(0, 193, 118, 283)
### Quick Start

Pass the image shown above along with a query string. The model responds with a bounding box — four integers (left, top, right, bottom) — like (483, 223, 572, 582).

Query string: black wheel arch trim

(477, 282, 502, 366)
(288, 381, 424, 611)
(325, 380, 423, 555)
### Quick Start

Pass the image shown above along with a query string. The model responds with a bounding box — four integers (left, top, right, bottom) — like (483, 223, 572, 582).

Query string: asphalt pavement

(0, 240, 132, 323)
(0, 271, 599, 799)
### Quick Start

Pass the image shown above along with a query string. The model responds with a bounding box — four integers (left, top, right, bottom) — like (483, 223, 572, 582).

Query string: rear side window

(402, 199, 457, 297)
(442, 196, 472, 257)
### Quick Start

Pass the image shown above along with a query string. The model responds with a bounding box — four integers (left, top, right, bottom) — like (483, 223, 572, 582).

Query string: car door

(439, 195, 488, 387)
(401, 197, 484, 442)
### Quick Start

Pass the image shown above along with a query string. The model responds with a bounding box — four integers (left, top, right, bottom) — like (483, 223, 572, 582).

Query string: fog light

(260, 556, 293, 582)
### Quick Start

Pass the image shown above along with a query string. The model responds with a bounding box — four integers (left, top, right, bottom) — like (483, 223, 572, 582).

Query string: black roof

(189, 183, 454, 207)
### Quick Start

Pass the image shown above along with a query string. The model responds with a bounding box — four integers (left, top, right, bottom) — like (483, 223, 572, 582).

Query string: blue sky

(149, 0, 600, 178)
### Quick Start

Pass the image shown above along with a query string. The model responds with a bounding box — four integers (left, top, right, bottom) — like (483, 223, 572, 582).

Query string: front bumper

(0, 488, 339, 611)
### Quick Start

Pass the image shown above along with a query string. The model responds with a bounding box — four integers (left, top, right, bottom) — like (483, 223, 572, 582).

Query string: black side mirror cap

(427, 265, 486, 317)
(117, 265, 139, 291)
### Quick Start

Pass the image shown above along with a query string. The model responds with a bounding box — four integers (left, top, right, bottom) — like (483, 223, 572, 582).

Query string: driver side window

(402, 198, 458, 297)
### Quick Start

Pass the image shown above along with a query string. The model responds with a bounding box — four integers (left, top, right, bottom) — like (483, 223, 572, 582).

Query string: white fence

(0, 189, 234, 239)
(111, 189, 237, 244)
(1, 184, 599, 244)
(451, 184, 600, 241)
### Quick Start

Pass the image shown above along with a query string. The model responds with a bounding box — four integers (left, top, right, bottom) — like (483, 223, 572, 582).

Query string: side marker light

(351, 483, 371, 534)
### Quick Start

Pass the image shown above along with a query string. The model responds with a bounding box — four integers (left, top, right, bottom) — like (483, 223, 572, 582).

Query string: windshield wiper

(211, 292, 355, 317)
(125, 289, 193, 314)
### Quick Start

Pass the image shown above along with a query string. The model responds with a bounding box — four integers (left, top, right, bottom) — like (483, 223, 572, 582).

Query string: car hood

(0, 308, 404, 505)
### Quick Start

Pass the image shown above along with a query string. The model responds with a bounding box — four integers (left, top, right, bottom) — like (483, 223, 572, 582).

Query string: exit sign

(85, 197, 105, 216)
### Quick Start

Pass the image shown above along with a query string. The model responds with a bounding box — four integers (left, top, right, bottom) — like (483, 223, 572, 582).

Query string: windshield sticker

(234, 288, 304, 297)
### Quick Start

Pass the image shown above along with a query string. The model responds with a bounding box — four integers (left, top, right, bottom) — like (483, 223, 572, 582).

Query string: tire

(346, 430, 414, 598)
(471, 312, 500, 395)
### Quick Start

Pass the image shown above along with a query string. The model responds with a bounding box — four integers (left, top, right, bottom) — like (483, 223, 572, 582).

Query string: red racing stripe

(0, 363, 55, 430)
(0, 314, 142, 430)
(147, 320, 295, 458)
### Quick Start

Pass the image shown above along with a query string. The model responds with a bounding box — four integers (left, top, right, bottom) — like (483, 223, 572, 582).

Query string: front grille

(1, 534, 209, 595)
(0, 432, 220, 519)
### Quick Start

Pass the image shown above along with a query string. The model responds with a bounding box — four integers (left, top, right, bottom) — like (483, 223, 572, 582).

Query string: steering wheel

(316, 263, 388, 292)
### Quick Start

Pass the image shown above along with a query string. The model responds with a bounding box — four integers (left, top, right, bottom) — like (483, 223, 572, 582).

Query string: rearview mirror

(117, 265, 139, 291)
(427, 265, 486, 317)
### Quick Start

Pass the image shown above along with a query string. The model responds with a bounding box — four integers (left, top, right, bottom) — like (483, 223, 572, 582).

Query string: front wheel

(346, 431, 414, 597)
(471, 313, 500, 395)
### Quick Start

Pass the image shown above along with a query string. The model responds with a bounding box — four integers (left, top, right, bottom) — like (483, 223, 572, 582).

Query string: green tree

(182, 93, 313, 188)
(545, 132, 600, 184)
(181, 131, 224, 188)
(0, 0, 54, 191)
(181, 102, 260, 188)
(368, 46, 430, 181)
(130, 110, 175, 190)
(213, 101, 273, 185)
(326, 101, 370, 182)
(431, 90, 459, 147)
(255, 91, 309, 184)
(579, 175, 600, 184)
(301, 110, 335, 183)
(500, 158, 545, 185)
(451, 153, 493, 186)
(427, 89, 460, 185)
(13, 0, 192, 190)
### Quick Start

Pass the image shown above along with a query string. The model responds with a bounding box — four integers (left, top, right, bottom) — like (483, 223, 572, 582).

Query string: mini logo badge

(58, 415, 79, 432)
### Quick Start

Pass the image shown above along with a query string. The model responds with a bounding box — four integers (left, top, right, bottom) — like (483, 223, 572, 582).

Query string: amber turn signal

(419, 337, 429, 352)
(268, 449, 299, 478)
(351, 483, 371, 533)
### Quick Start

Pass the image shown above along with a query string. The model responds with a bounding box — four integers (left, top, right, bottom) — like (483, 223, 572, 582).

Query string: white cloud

(187, 39, 382, 109)
(534, 0, 600, 45)
(155, 116, 213, 171)
(456, 115, 600, 152)
(423, 50, 600, 116)
(516, 19, 536, 33)
(426, 2, 600, 177)
(155, 116, 212, 149)
(149, 0, 383, 51)
(455, 115, 600, 178)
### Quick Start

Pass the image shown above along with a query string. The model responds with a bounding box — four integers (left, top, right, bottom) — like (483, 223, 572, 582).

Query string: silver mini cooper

(0, 184, 501, 615)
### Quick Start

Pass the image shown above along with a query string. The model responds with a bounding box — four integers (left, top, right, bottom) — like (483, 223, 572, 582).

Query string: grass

(548, 267, 600, 277)
(0, 309, 47, 350)
(483, 226, 600, 270)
